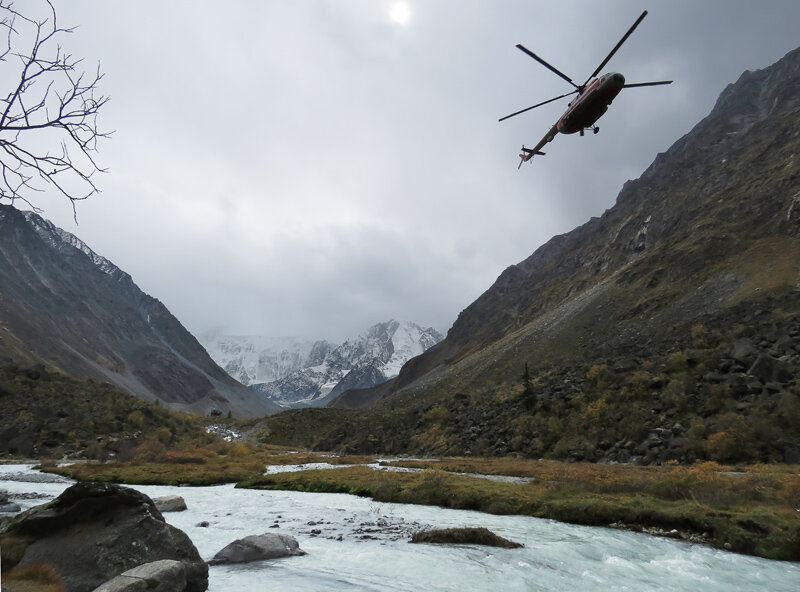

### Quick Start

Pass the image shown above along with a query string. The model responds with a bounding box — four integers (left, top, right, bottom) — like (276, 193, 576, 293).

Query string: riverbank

(41, 452, 800, 562)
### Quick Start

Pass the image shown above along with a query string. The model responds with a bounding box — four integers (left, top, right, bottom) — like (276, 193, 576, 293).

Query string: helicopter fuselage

(501, 9, 672, 166)
(557, 72, 626, 134)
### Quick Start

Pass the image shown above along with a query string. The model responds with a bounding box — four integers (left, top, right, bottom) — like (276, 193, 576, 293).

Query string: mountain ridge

(0, 206, 279, 417)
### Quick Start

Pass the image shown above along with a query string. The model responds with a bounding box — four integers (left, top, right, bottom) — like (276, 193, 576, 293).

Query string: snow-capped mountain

(202, 321, 443, 409)
(198, 331, 335, 387)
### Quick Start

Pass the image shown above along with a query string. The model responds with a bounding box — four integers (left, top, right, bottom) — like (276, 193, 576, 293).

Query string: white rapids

(1, 464, 798, 591)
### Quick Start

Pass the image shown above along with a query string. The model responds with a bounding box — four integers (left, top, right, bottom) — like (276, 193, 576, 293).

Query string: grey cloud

(25, 0, 800, 342)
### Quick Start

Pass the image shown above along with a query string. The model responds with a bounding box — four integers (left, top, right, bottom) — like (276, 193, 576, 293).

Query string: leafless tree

(0, 0, 109, 216)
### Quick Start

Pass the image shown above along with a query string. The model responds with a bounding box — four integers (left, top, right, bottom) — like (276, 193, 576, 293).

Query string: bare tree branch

(0, 0, 109, 218)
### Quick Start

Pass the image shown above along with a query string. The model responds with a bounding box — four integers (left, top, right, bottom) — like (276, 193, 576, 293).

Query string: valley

(1, 16, 800, 592)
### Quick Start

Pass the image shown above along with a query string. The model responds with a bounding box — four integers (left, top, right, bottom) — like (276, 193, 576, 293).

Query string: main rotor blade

(498, 91, 577, 122)
(623, 80, 673, 88)
(516, 44, 580, 89)
(584, 10, 648, 85)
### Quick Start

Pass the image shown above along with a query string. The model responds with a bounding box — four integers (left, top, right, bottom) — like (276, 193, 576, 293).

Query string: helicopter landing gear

(579, 126, 600, 136)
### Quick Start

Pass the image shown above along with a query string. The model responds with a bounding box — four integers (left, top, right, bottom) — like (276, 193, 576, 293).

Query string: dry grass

(725, 237, 800, 302)
(48, 453, 270, 486)
(45, 447, 380, 486)
(383, 458, 800, 507)
(2, 564, 67, 592)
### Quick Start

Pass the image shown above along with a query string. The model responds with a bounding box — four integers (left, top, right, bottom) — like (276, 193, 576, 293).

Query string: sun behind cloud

(389, 1, 411, 25)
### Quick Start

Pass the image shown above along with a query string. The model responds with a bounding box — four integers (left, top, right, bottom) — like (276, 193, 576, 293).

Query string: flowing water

(1, 464, 798, 591)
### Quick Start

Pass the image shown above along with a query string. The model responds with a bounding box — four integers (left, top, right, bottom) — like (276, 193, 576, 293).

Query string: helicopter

(499, 10, 672, 169)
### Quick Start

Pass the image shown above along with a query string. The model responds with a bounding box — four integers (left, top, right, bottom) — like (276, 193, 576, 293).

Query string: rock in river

(153, 494, 188, 512)
(0, 488, 21, 513)
(209, 533, 306, 565)
(410, 527, 523, 548)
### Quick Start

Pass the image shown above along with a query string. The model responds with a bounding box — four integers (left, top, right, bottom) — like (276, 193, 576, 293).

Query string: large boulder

(748, 353, 794, 384)
(208, 533, 306, 565)
(0, 482, 207, 592)
(92, 560, 186, 592)
(731, 338, 759, 365)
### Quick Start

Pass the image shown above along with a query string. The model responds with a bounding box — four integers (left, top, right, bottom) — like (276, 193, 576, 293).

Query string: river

(1, 464, 797, 591)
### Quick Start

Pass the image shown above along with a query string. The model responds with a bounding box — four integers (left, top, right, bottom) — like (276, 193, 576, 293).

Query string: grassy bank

(43, 448, 374, 486)
(45, 452, 800, 562)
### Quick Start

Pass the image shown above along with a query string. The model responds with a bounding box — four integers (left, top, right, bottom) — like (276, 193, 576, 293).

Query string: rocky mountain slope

(0, 362, 214, 460)
(255, 47, 800, 463)
(0, 207, 279, 417)
(242, 320, 443, 408)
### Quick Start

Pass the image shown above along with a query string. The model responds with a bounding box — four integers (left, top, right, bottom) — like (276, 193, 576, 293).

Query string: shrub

(84, 441, 108, 461)
(155, 426, 172, 445)
(691, 323, 709, 348)
(133, 435, 167, 462)
(626, 371, 652, 398)
(421, 405, 449, 427)
(520, 363, 536, 409)
(666, 351, 688, 372)
(661, 379, 687, 411)
(117, 440, 137, 462)
(586, 364, 610, 388)
(162, 450, 206, 464)
(127, 410, 145, 427)
(228, 441, 254, 458)
(685, 417, 708, 460)
(706, 414, 763, 463)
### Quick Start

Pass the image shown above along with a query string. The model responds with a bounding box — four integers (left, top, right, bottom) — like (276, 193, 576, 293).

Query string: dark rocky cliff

(0, 207, 279, 417)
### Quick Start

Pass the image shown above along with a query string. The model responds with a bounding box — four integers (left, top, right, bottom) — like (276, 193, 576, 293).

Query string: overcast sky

(13, 0, 800, 342)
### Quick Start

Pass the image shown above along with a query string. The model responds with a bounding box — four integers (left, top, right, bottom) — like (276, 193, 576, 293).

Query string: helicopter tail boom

(518, 146, 546, 168)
